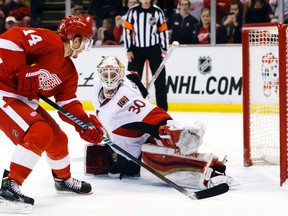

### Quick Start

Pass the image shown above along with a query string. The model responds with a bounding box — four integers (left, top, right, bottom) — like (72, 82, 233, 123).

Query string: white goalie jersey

(92, 71, 155, 158)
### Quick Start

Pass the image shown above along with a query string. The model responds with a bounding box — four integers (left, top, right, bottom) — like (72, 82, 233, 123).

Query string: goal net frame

(242, 22, 288, 186)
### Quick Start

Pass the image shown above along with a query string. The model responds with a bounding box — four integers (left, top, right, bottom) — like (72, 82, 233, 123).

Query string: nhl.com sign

(73, 45, 243, 104)
(167, 75, 242, 96)
(164, 50, 243, 104)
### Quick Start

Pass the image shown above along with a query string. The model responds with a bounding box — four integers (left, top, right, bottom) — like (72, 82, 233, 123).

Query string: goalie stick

(37, 92, 229, 200)
(146, 41, 180, 90)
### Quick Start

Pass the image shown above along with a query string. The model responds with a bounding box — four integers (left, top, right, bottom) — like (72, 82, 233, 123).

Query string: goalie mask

(58, 15, 93, 52)
(97, 56, 125, 98)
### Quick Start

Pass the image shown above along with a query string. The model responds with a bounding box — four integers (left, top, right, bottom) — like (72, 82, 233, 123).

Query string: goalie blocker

(85, 143, 232, 188)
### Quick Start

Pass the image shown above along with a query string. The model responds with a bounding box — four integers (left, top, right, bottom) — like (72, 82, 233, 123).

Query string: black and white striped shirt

(123, 4, 169, 51)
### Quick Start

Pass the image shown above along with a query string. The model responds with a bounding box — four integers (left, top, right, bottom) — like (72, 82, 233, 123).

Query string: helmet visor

(82, 37, 93, 51)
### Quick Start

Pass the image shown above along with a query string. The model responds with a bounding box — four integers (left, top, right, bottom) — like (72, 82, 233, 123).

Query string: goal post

(242, 22, 288, 186)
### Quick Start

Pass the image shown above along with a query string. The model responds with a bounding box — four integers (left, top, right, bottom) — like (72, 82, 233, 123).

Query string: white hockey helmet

(97, 56, 125, 98)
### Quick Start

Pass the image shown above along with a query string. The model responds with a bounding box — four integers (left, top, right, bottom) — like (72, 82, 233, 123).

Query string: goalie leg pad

(85, 145, 141, 177)
(142, 150, 209, 175)
(85, 144, 110, 175)
(142, 144, 228, 188)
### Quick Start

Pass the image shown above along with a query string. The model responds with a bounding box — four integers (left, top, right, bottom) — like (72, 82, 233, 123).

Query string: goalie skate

(208, 175, 239, 188)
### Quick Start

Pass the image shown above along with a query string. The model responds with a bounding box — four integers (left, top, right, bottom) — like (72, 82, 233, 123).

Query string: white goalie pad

(142, 144, 224, 189)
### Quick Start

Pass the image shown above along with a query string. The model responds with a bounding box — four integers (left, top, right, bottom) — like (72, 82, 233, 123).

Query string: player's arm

(56, 97, 103, 144)
(54, 69, 103, 144)
(126, 71, 148, 98)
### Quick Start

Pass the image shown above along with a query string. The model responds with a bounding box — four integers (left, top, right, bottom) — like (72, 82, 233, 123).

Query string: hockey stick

(37, 92, 229, 200)
(146, 41, 180, 90)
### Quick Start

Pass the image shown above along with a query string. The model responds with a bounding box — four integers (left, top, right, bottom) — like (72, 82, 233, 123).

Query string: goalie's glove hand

(79, 114, 104, 144)
(17, 64, 40, 100)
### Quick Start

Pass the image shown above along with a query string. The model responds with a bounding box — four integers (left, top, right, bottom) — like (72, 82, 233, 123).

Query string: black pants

(128, 45, 168, 111)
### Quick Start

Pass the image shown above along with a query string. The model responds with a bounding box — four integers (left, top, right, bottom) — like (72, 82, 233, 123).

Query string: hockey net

(242, 23, 288, 185)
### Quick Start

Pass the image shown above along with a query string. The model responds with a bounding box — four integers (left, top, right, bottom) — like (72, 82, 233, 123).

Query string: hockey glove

(79, 114, 104, 144)
(17, 64, 40, 100)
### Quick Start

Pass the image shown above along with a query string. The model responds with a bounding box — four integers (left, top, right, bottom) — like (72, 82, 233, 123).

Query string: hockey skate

(53, 172, 92, 194)
(0, 169, 34, 214)
(207, 156, 239, 188)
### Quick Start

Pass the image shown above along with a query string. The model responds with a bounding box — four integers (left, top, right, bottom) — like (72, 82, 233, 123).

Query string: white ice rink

(0, 111, 287, 216)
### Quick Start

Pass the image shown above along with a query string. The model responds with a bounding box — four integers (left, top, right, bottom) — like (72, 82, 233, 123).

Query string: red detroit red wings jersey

(0, 27, 78, 101)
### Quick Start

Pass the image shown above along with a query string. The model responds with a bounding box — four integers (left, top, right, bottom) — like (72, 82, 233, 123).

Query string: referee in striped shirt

(123, 0, 169, 111)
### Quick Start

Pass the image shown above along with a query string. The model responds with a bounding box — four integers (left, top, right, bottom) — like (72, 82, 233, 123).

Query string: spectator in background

(96, 17, 118, 45)
(168, 0, 198, 44)
(175, 0, 204, 21)
(29, 0, 43, 27)
(217, 1, 243, 43)
(2, 0, 31, 26)
(4, 15, 16, 31)
(270, 15, 278, 22)
(204, 0, 234, 26)
(71, 0, 97, 44)
(243, 0, 270, 23)
(0, 0, 5, 33)
(113, 0, 138, 44)
(239, 0, 246, 5)
(269, 0, 288, 23)
(88, 0, 125, 29)
(192, 7, 212, 44)
(156, 0, 175, 18)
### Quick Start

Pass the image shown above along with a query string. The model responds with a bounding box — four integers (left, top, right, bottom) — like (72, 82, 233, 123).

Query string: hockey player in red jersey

(0, 15, 103, 213)
(86, 56, 235, 189)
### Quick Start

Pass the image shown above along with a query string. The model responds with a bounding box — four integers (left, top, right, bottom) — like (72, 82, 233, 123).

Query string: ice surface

(0, 111, 287, 216)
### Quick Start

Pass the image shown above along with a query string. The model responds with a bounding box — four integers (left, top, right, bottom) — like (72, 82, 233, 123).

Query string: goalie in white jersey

(86, 56, 234, 188)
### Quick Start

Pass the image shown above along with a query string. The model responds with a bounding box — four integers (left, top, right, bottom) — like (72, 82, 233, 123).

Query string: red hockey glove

(17, 64, 40, 100)
(79, 115, 104, 144)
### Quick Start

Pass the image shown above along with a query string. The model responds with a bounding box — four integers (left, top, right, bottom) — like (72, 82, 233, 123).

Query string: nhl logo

(12, 129, 18, 137)
(149, 17, 156, 26)
(198, 56, 212, 74)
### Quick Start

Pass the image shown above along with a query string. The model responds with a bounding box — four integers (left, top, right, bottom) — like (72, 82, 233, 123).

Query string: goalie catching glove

(17, 64, 40, 100)
(159, 120, 206, 154)
(76, 114, 103, 144)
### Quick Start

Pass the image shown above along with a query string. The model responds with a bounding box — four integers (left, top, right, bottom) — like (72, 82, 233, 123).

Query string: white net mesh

(248, 28, 280, 164)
